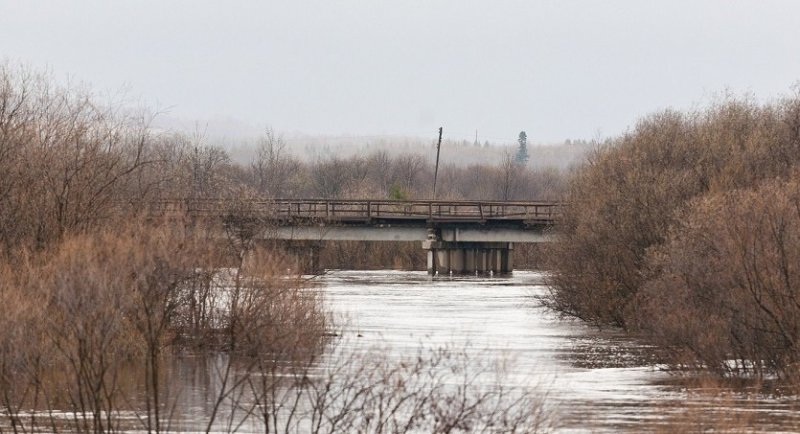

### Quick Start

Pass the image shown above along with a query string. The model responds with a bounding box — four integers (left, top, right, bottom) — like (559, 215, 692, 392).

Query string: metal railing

(149, 199, 562, 224)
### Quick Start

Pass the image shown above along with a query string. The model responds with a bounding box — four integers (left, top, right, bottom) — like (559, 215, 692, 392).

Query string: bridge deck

(153, 199, 561, 226)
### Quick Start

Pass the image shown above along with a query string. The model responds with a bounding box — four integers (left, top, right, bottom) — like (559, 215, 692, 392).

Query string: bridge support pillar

(502, 248, 513, 273)
(422, 241, 514, 276)
(464, 248, 476, 273)
(477, 250, 487, 273)
(435, 249, 450, 273)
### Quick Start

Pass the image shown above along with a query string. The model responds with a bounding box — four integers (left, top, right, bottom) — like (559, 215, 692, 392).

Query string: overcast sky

(2, 1, 799, 143)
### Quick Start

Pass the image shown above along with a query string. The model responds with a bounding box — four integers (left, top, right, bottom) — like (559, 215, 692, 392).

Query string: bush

(636, 178, 800, 379)
(0, 220, 330, 432)
(545, 93, 800, 328)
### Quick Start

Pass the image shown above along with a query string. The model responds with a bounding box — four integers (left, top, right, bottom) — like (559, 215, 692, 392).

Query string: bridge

(155, 199, 560, 275)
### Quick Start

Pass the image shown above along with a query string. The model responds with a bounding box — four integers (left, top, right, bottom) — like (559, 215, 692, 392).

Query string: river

(319, 270, 800, 433)
(5, 270, 800, 433)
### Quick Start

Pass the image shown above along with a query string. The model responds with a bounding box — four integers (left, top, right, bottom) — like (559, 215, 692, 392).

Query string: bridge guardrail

(148, 199, 562, 225)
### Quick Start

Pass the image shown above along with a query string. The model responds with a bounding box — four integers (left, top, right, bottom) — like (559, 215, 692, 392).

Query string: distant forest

(152, 115, 593, 170)
(0, 64, 573, 265)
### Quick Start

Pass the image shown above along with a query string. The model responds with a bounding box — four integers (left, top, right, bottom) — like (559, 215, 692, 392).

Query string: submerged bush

(0, 220, 555, 432)
(636, 178, 800, 379)
(0, 220, 330, 432)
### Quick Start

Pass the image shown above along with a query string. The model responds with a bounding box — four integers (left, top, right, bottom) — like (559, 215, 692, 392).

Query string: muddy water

(321, 270, 800, 433)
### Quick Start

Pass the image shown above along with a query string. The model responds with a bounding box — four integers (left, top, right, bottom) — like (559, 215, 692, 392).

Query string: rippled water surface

(320, 270, 800, 433)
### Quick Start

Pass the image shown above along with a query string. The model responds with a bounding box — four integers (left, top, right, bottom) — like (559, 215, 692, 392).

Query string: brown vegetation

(0, 222, 552, 432)
(318, 240, 425, 271)
(0, 219, 329, 432)
(637, 178, 800, 379)
(0, 63, 555, 432)
(545, 90, 800, 380)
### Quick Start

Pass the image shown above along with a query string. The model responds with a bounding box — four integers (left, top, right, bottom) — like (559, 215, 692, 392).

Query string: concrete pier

(422, 240, 514, 275)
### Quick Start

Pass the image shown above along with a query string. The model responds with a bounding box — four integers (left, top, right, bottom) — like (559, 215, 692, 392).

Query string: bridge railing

(149, 199, 562, 224)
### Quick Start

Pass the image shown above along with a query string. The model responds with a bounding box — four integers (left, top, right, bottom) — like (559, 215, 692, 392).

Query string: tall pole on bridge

(432, 127, 443, 200)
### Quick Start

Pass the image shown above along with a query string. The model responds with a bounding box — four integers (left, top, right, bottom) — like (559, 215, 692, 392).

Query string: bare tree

(497, 152, 522, 201)
(251, 127, 301, 198)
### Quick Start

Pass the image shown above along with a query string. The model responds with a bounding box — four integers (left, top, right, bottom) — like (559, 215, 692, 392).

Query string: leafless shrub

(636, 177, 800, 379)
(0, 63, 167, 254)
(0, 259, 50, 433)
(227, 341, 554, 434)
(0, 216, 328, 433)
(545, 92, 800, 328)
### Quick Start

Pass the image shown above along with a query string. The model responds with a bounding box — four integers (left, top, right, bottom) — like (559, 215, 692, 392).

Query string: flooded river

(320, 270, 800, 433)
(5, 270, 800, 433)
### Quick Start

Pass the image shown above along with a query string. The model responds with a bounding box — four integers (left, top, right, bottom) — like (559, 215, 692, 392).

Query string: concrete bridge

(156, 199, 560, 274)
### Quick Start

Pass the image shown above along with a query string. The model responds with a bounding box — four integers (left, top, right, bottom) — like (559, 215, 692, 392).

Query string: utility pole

(432, 127, 443, 199)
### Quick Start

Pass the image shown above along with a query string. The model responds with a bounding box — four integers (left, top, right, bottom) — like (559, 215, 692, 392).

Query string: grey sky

(2, 1, 799, 143)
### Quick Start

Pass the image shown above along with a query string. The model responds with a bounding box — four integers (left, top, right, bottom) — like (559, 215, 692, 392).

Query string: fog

(2, 1, 799, 144)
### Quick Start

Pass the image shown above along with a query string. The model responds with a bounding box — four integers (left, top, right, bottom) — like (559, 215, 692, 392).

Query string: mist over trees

(218, 131, 591, 172)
